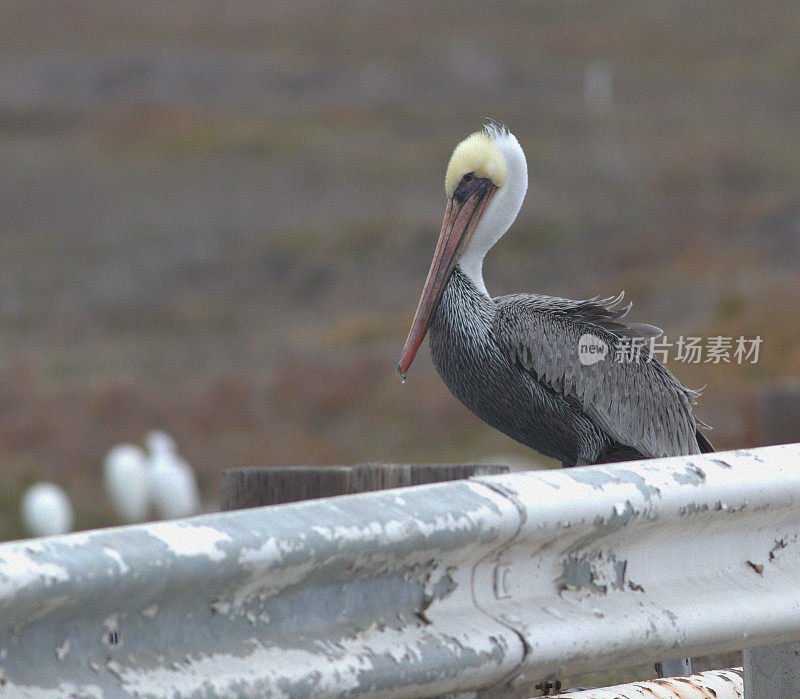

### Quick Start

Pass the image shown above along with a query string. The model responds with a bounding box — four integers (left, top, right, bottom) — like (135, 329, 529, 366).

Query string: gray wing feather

(493, 293, 703, 458)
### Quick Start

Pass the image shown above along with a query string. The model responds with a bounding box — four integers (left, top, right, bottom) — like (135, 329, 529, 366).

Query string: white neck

(457, 131, 528, 297)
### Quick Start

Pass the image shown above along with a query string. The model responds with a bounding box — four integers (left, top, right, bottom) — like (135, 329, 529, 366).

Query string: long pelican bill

(398, 180, 497, 378)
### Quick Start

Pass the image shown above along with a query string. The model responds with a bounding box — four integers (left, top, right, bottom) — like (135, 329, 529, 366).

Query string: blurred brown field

(1, 0, 799, 549)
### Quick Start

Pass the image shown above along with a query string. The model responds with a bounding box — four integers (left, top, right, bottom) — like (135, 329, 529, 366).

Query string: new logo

(578, 333, 608, 366)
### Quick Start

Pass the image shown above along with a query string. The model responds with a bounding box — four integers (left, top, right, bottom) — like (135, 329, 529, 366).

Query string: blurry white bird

(20, 482, 74, 537)
(145, 430, 201, 519)
(145, 430, 178, 457)
(103, 443, 149, 523)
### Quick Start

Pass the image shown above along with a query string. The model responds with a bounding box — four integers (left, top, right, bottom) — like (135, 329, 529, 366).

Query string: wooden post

(754, 380, 800, 445)
(221, 463, 510, 511)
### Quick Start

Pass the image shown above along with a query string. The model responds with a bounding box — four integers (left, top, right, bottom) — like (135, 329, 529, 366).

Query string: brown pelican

(399, 122, 712, 468)
(398, 122, 710, 678)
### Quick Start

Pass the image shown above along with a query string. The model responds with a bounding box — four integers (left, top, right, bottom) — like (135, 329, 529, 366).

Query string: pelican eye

(463, 172, 474, 182)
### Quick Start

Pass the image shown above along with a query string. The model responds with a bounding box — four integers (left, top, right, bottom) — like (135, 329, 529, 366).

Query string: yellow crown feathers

(444, 129, 508, 198)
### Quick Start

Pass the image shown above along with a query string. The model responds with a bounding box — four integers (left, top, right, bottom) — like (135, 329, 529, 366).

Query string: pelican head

(398, 122, 528, 378)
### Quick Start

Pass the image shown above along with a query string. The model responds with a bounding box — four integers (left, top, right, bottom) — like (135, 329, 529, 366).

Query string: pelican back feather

(493, 293, 707, 459)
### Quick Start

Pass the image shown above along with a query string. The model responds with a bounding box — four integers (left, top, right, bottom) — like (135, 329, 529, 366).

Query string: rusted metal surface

(0, 445, 799, 696)
(553, 667, 743, 698)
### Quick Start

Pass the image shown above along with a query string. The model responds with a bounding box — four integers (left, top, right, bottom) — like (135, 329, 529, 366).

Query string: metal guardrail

(554, 668, 744, 698)
(1, 444, 800, 696)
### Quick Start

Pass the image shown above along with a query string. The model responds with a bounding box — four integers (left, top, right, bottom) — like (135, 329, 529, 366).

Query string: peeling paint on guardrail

(472, 445, 800, 688)
(0, 479, 524, 696)
(1, 445, 800, 696)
